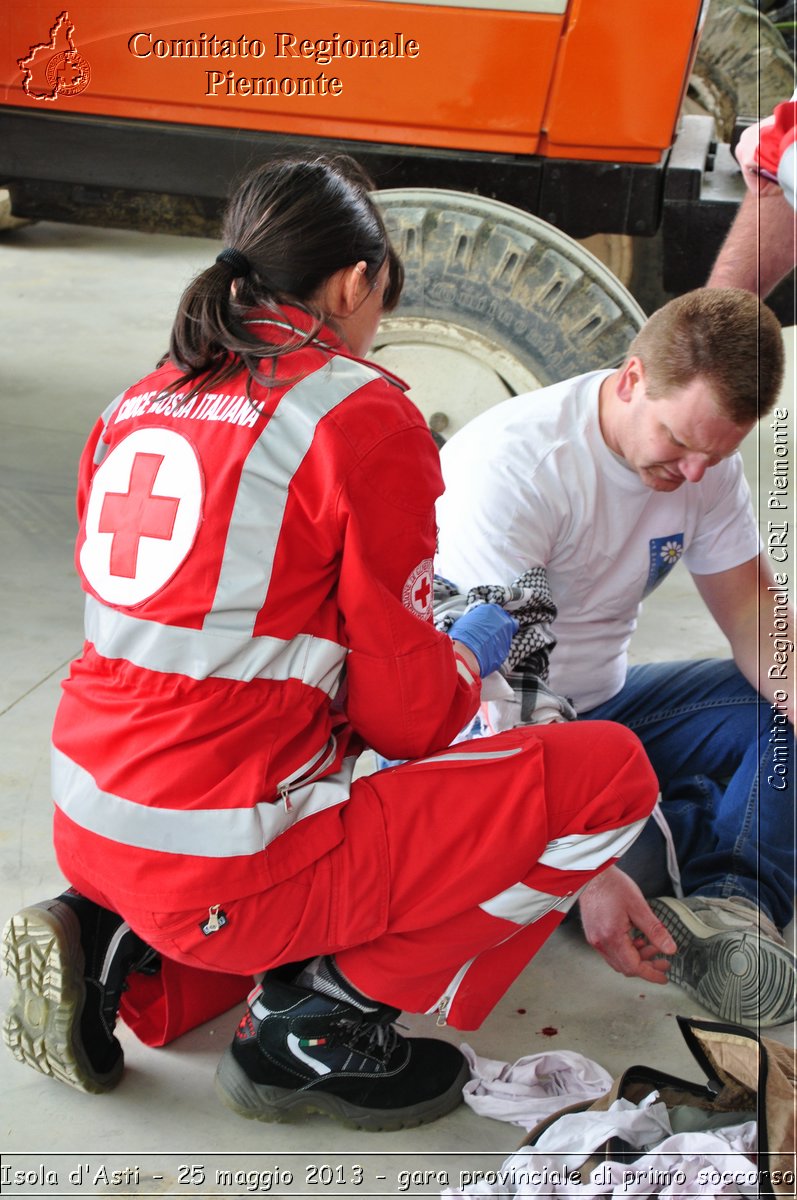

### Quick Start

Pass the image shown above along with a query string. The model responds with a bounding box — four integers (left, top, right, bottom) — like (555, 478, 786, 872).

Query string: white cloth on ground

(443, 1096, 757, 1197)
(460, 1043, 612, 1126)
(445, 1047, 758, 1198)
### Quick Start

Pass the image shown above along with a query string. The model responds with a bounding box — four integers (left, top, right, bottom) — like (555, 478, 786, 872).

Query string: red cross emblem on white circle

(402, 558, 434, 619)
(79, 428, 203, 606)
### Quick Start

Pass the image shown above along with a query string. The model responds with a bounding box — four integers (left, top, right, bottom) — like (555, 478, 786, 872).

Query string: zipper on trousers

(428, 957, 476, 1027)
(427, 893, 574, 1025)
(200, 904, 228, 935)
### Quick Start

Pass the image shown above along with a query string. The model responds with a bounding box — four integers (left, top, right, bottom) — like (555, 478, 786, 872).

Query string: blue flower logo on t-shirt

(644, 533, 684, 596)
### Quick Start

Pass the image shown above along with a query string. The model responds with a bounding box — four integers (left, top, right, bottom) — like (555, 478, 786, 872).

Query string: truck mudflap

(659, 113, 746, 297)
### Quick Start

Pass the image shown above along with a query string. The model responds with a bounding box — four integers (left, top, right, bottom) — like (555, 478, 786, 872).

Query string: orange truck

(0, 2, 782, 401)
(2, 2, 716, 234)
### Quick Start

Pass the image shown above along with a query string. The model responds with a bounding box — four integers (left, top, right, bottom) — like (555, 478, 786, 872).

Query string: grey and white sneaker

(650, 894, 796, 1027)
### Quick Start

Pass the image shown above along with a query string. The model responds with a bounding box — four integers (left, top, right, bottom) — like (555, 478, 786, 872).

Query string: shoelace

(334, 1015, 400, 1064)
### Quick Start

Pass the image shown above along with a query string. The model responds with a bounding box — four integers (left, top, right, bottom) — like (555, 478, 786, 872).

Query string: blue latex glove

(448, 604, 518, 677)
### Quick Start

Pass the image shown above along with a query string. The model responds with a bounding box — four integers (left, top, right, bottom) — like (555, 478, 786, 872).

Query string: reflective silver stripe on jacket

(480, 883, 580, 924)
(402, 746, 524, 769)
(52, 746, 356, 858)
(85, 596, 347, 691)
(537, 817, 647, 872)
(478, 815, 647, 925)
(204, 355, 378, 637)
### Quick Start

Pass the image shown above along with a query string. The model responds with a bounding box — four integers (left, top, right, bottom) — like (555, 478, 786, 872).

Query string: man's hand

(578, 866, 677, 985)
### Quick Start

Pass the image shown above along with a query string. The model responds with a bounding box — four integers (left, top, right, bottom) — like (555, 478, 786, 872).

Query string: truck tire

(695, 1, 794, 122)
(373, 189, 645, 437)
(686, 58, 738, 142)
(0, 188, 32, 232)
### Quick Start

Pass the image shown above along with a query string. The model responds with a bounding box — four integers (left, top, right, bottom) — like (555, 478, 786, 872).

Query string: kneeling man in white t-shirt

(436, 287, 796, 1028)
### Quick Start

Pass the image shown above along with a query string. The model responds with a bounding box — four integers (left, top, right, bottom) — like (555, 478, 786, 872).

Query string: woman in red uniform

(3, 156, 661, 1130)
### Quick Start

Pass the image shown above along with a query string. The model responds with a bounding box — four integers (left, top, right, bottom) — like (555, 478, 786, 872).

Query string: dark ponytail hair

(166, 155, 403, 397)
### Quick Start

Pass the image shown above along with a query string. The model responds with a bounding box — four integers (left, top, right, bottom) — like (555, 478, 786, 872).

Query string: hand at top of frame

(735, 115, 783, 196)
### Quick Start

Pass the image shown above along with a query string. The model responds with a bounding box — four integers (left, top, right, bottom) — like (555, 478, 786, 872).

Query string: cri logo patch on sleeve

(402, 558, 434, 618)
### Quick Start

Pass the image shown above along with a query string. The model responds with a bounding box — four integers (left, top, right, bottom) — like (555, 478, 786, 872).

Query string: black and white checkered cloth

(434, 569, 577, 725)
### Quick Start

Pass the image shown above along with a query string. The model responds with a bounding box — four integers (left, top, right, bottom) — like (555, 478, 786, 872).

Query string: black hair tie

(216, 247, 251, 277)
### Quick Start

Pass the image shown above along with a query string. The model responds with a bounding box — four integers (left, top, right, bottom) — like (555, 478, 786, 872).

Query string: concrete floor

(0, 221, 794, 1195)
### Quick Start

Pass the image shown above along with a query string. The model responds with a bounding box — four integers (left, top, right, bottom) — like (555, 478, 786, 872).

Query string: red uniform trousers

(69, 720, 657, 1038)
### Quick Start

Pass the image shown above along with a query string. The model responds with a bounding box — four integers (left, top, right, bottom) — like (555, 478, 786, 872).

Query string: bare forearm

(694, 559, 796, 725)
(707, 191, 796, 297)
(724, 584, 795, 726)
(732, 633, 789, 717)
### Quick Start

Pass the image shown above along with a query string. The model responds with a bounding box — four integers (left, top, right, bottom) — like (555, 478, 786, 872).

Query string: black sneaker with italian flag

(215, 976, 470, 1130)
(2, 889, 157, 1093)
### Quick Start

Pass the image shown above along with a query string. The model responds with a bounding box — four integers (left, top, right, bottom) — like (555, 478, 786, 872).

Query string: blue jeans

(581, 659, 795, 930)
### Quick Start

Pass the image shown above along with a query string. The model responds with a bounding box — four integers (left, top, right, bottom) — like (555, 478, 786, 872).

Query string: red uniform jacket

(52, 309, 479, 908)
